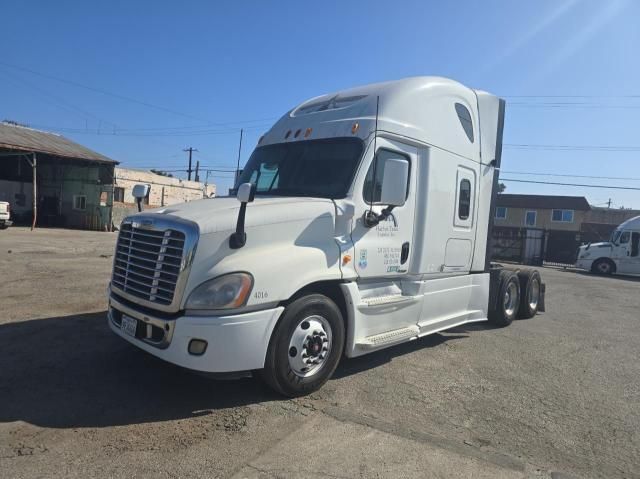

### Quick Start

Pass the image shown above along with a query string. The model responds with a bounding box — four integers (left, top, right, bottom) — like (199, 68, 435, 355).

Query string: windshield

(236, 138, 364, 199)
(611, 230, 621, 244)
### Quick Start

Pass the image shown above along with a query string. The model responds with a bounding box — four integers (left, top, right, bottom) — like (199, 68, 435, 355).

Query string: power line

(23, 123, 270, 137)
(508, 103, 640, 110)
(500, 178, 640, 191)
(0, 61, 278, 128)
(501, 171, 640, 181)
(504, 143, 640, 152)
(503, 95, 640, 99)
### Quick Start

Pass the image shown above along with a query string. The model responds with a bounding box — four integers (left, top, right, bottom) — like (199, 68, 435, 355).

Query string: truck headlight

(185, 273, 253, 310)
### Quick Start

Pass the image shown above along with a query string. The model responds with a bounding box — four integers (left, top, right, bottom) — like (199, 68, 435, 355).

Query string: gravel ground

(0, 227, 639, 478)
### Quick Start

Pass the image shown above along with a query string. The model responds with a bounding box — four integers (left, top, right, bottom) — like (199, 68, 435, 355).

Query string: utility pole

(235, 129, 243, 186)
(607, 198, 612, 209)
(24, 152, 37, 230)
(194, 160, 200, 182)
(183, 147, 198, 180)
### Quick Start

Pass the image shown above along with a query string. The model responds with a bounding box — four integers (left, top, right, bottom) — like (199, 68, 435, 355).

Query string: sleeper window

(458, 179, 471, 220)
(455, 103, 474, 143)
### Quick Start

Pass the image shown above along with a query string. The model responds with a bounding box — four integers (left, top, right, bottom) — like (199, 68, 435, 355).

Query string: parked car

(0, 201, 12, 229)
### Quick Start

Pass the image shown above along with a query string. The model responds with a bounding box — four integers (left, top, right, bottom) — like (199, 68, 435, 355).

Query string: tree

(150, 169, 174, 178)
(498, 182, 506, 193)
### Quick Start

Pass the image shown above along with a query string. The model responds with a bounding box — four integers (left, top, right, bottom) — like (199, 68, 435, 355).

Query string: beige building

(114, 167, 215, 207)
(494, 194, 590, 232)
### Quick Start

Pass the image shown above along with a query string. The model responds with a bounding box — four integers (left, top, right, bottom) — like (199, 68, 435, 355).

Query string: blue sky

(1, 0, 639, 207)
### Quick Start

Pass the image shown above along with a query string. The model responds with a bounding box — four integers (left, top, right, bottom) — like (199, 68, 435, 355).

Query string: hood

(579, 242, 612, 252)
(138, 196, 336, 235)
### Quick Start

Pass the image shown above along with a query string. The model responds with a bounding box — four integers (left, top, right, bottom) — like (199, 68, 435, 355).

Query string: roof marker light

(351, 122, 359, 134)
(304, 127, 312, 138)
(294, 129, 301, 138)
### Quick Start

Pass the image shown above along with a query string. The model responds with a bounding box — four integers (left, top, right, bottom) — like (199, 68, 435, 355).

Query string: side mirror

(132, 184, 150, 212)
(230, 183, 256, 249)
(236, 182, 256, 203)
(380, 159, 408, 207)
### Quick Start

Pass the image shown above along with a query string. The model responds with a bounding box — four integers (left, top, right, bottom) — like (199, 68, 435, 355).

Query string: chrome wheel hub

(288, 315, 332, 378)
(504, 282, 518, 317)
(528, 279, 540, 310)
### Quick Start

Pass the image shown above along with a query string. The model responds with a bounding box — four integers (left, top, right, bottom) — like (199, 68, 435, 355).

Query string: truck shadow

(0, 312, 275, 429)
(0, 312, 474, 429)
(333, 333, 468, 378)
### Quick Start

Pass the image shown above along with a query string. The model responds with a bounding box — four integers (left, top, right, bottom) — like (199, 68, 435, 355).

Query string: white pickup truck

(107, 77, 545, 396)
(576, 215, 640, 275)
(0, 201, 11, 229)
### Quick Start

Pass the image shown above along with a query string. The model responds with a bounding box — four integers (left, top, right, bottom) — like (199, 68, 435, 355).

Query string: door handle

(401, 242, 410, 264)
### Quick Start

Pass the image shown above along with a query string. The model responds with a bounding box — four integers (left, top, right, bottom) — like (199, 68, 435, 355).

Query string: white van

(107, 77, 544, 396)
(576, 215, 640, 275)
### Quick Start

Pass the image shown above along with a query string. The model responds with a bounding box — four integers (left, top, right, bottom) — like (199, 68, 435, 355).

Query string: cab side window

(620, 231, 630, 244)
(363, 149, 410, 204)
(631, 232, 639, 257)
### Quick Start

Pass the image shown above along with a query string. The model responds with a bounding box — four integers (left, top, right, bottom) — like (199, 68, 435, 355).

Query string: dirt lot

(1, 227, 639, 478)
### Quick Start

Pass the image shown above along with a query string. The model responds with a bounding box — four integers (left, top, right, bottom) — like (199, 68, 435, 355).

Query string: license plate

(121, 315, 137, 337)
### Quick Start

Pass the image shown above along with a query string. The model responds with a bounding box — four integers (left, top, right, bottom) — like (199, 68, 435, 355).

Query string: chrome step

(357, 326, 420, 349)
(360, 294, 413, 307)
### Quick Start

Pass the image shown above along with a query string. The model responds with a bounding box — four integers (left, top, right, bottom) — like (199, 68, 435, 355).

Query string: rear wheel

(489, 270, 520, 327)
(591, 258, 615, 275)
(517, 269, 541, 319)
(260, 294, 345, 397)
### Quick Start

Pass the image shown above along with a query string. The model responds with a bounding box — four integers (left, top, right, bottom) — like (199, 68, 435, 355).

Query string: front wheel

(592, 258, 615, 275)
(260, 294, 345, 397)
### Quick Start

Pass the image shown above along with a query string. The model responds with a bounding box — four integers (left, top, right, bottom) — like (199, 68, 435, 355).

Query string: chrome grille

(112, 223, 186, 306)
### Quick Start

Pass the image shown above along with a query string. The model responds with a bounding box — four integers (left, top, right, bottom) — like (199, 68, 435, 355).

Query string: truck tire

(260, 294, 345, 397)
(591, 258, 615, 275)
(488, 270, 520, 327)
(517, 269, 541, 319)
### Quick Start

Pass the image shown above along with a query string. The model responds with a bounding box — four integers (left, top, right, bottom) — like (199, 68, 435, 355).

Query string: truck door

(619, 231, 640, 274)
(351, 138, 417, 278)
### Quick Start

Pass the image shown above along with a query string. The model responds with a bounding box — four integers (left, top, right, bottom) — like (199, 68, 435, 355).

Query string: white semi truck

(576, 215, 640, 275)
(107, 77, 544, 396)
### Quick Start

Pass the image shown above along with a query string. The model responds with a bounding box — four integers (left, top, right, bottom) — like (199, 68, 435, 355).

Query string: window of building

(455, 103, 474, 143)
(113, 187, 125, 203)
(458, 179, 471, 220)
(73, 195, 87, 211)
(495, 206, 507, 219)
(525, 210, 537, 226)
(363, 149, 411, 204)
(551, 209, 574, 223)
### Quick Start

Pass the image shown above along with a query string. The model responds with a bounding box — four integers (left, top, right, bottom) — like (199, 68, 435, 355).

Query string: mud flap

(538, 283, 546, 313)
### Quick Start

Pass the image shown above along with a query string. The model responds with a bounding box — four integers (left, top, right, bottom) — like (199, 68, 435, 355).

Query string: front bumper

(108, 294, 283, 373)
(575, 258, 593, 271)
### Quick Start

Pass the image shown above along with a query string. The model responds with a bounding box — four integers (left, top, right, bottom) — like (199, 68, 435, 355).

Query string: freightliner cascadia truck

(107, 77, 545, 396)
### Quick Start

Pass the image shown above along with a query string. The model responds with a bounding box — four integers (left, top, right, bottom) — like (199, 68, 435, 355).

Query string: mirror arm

(363, 205, 396, 228)
(230, 183, 256, 249)
(136, 198, 143, 212)
(229, 202, 248, 249)
(379, 205, 395, 221)
(363, 210, 380, 228)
